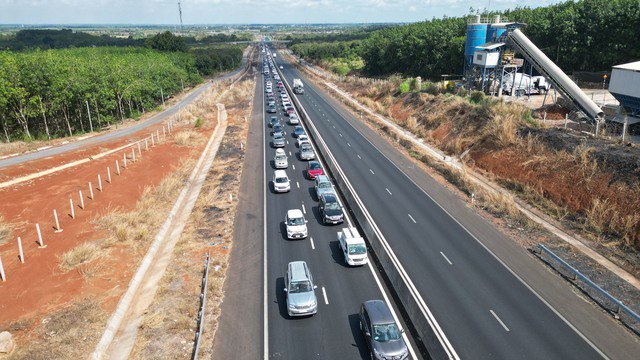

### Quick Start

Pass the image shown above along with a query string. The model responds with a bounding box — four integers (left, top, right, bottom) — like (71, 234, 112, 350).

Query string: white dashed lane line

(302, 203, 306, 214)
(490, 310, 510, 332)
(322, 287, 329, 305)
(369, 169, 375, 175)
(310, 237, 315, 250)
(296, 181, 300, 189)
(408, 214, 417, 223)
(440, 251, 453, 265)
(386, 188, 392, 195)
(357, 154, 362, 160)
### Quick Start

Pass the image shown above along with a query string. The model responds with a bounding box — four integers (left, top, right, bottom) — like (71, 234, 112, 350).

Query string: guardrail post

(107, 167, 112, 183)
(54, 209, 62, 232)
(116, 160, 121, 175)
(70, 198, 75, 218)
(36, 223, 46, 248)
(88, 182, 94, 200)
(98, 174, 103, 191)
(0, 255, 5, 281)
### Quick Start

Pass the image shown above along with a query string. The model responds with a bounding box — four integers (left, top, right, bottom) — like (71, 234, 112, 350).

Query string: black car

(267, 104, 277, 113)
(269, 116, 280, 128)
(319, 193, 344, 225)
(293, 126, 305, 138)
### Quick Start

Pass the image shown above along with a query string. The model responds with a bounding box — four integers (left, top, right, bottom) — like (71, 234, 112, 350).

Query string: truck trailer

(293, 79, 305, 94)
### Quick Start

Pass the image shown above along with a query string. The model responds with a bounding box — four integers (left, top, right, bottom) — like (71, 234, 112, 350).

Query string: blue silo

(465, 22, 489, 56)
(487, 25, 506, 43)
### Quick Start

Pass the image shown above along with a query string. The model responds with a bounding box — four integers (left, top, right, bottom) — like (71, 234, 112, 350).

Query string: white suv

(273, 170, 290, 193)
(285, 209, 308, 239)
(274, 148, 288, 169)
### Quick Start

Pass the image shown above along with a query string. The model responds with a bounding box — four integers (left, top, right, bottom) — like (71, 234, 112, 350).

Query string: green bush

(398, 81, 411, 94)
(195, 118, 203, 128)
(468, 91, 486, 104)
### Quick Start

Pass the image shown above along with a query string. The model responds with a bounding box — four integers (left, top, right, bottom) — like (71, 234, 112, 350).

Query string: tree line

(289, 0, 640, 79)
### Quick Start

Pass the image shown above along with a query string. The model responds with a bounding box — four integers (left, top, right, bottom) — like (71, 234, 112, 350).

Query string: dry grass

(6, 299, 108, 360)
(130, 75, 255, 359)
(174, 130, 205, 147)
(59, 242, 103, 272)
(0, 215, 12, 246)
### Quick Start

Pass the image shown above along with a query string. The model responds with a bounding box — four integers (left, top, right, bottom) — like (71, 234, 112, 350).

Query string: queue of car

(263, 47, 409, 359)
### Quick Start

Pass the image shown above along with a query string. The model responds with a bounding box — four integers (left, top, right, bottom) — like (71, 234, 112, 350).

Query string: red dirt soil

(0, 125, 210, 328)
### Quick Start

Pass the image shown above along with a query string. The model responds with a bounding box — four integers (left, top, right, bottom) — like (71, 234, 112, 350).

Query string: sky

(0, 0, 565, 25)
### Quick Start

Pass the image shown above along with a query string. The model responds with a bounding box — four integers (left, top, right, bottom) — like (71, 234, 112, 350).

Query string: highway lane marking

(339, 133, 343, 137)
(357, 154, 362, 159)
(322, 286, 329, 305)
(369, 169, 375, 175)
(292, 164, 296, 170)
(490, 310, 510, 332)
(408, 214, 417, 223)
(440, 252, 453, 265)
(386, 188, 392, 195)
(286, 140, 289, 145)
(289, 151, 292, 156)
(347, 142, 351, 147)
(310, 237, 315, 250)
(302, 203, 306, 214)
(296, 181, 300, 189)
(278, 62, 420, 360)
(333, 125, 336, 129)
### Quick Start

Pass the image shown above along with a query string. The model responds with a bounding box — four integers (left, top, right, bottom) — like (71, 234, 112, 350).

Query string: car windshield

(301, 145, 312, 151)
(289, 280, 312, 294)
(372, 323, 401, 342)
(274, 126, 282, 131)
(274, 133, 283, 139)
(288, 216, 305, 226)
(325, 201, 340, 210)
(275, 177, 288, 183)
(275, 155, 286, 160)
(319, 182, 331, 189)
(309, 163, 321, 170)
(348, 244, 367, 255)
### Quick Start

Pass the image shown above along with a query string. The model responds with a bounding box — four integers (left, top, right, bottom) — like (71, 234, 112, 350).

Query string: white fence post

(70, 198, 75, 218)
(123, 153, 127, 168)
(156, 129, 160, 142)
(0, 255, 5, 281)
(107, 167, 112, 183)
(36, 223, 45, 248)
(132, 147, 136, 162)
(98, 174, 103, 191)
(138, 142, 142, 156)
(54, 209, 62, 232)
(88, 182, 94, 200)
(116, 160, 121, 175)
(79, 190, 85, 209)
(17, 237, 24, 263)
(151, 133, 155, 146)
(145, 138, 149, 151)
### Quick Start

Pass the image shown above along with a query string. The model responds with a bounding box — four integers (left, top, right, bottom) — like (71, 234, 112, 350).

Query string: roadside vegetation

(289, 0, 640, 78)
(0, 30, 243, 144)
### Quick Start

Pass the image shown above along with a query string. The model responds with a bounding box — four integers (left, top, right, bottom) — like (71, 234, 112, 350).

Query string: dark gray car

(360, 300, 409, 360)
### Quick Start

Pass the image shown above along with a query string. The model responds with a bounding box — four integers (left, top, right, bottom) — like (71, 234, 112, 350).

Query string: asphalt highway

(271, 48, 619, 359)
(0, 47, 252, 169)
(261, 54, 420, 359)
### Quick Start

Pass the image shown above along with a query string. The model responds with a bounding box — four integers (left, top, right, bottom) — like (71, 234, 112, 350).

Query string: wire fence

(535, 244, 640, 334)
(192, 252, 211, 360)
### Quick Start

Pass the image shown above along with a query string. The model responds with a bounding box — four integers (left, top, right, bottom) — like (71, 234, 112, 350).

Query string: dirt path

(92, 105, 228, 360)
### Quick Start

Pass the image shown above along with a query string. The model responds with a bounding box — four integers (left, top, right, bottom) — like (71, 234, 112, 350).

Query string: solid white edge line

(262, 54, 269, 360)
(322, 286, 329, 305)
(274, 56, 420, 360)
(297, 61, 610, 359)
(440, 252, 453, 265)
(490, 310, 510, 332)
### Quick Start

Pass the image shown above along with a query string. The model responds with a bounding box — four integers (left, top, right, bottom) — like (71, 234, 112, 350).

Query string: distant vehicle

(272, 124, 284, 137)
(306, 160, 322, 178)
(319, 193, 344, 225)
(338, 227, 368, 265)
(300, 143, 316, 161)
(284, 261, 317, 317)
(272, 53, 277, 58)
(297, 134, 310, 147)
(293, 126, 305, 138)
(285, 209, 308, 239)
(293, 79, 305, 94)
(289, 113, 300, 125)
(279, 65, 284, 70)
(272, 170, 290, 193)
(269, 116, 280, 128)
(360, 300, 409, 360)
(314, 175, 335, 199)
(274, 148, 288, 169)
(272, 133, 285, 148)
(286, 108, 296, 116)
(267, 104, 277, 113)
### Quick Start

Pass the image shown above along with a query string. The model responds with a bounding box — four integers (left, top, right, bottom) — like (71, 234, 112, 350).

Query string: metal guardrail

(192, 252, 211, 360)
(537, 244, 640, 329)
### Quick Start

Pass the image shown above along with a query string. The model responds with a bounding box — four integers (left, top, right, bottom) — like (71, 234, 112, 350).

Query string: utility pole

(178, 1, 183, 33)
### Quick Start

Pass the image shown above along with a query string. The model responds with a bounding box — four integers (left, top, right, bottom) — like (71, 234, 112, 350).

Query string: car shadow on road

(348, 313, 372, 359)
(275, 277, 289, 319)
(329, 240, 351, 268)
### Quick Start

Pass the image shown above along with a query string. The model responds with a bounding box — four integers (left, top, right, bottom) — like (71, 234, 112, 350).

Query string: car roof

(275, 148, 285, 155)
(363, 300, 395, 324)
(321, 193, 337, 202)
(315, 175, 329, 182)
(287, 209, 304, 218)
(288, 261, 309, 282)
(274, 170, 287, 177)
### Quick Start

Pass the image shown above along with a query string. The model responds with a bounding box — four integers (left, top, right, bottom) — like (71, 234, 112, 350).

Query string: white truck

(293, 78, 305, 94)
(338, 227, 368, 266)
